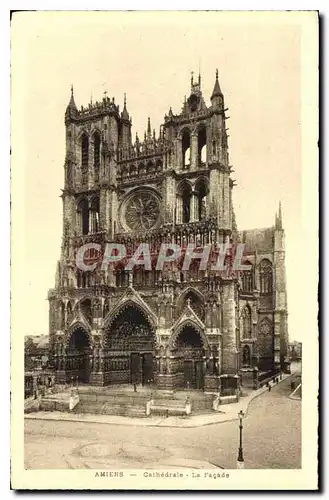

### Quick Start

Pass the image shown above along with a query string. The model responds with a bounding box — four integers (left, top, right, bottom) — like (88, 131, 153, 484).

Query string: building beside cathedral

(48, 71, 290, 394)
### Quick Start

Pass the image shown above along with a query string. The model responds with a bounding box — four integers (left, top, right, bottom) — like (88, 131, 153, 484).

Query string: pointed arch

(195, 176, 209, 221)
(176, 287, 205, 320)
(177, 180, 192, 223)
(65, 321, 93, 347)
(76, 129, 90, 142)
(259, 259, 273, 294)
(197, 125, 207, 166)
(104, 297, 157, 331)
(90, 126, 102, 139)
(241, 260, 253, 291)
(103, 301, 157, 350)
(90, 195, 100, 233)
(79, 297, 93, 325)
(77, 197, 89, 235)
(181, 128, 191, 168)
(169, 319, 209, 350)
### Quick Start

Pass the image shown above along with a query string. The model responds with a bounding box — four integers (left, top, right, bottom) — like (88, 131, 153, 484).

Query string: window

(81, 134, 89, 167)
(90, 197, 100, 234)
(241, 262, 253, 292)
(259, 259, 273, 294)
(182, 184, 192, 223)
(198, 127, 207, 165)
(182, 129, 191, 169)
(195, 178, 209, 221)
(77, 198, 89, 235)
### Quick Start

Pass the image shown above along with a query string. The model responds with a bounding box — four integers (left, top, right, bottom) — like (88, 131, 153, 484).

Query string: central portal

(104, 304, 156, 386)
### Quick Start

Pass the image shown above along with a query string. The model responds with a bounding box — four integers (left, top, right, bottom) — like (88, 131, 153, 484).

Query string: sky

(11, 11, 306, 341)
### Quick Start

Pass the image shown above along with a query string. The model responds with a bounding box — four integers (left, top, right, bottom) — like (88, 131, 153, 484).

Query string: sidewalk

(25, 371, 296, 428)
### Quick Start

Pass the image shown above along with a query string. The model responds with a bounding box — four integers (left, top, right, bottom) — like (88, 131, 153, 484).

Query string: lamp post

(237, 409, 245, 469)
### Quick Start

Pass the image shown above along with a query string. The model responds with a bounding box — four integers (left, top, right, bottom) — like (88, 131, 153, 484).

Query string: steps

(150, 398, 187, 416)
(26, 385, 217, 418)
(73, 400, 147, 417)
(73, 392, 148, 417)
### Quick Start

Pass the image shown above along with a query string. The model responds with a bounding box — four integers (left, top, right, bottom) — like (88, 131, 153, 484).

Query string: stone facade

(48, 71, 290, 394)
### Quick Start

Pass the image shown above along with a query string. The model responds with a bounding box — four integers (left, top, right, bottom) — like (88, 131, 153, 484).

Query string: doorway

(130, 352, 154, 385)
(183, 359, 205, 390)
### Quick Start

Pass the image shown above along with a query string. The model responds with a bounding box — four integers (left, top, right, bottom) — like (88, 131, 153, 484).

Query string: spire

(211, 68, 223, 100)
(147, 117, 151, 137)
(65, 84, 77, 122)
(275, 201, 283, 230)
(121, 92, 129, 121)
(277, 201, 283, 230)
(68, 85, 77, 109)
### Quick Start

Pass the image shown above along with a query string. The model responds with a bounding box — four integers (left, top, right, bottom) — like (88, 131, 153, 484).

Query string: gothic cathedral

(48, 71, 290, 394)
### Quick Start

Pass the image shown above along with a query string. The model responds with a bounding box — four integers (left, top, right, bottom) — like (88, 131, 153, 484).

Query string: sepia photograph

(10, 10, 318, 490)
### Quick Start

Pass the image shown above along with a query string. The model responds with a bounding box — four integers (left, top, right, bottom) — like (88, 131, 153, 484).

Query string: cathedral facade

(48, 71, 290, 394)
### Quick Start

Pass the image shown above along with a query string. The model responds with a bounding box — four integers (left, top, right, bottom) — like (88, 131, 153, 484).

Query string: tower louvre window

(81, 134, 89, 167)
(93, 132, 100, 181)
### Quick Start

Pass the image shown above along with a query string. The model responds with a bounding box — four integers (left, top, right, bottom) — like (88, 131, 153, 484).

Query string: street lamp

(237, 409, 245, 469)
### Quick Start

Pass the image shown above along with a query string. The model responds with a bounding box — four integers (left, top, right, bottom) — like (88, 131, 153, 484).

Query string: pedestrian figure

(268, 384, 271, 392)
(133, 382, 137, 392)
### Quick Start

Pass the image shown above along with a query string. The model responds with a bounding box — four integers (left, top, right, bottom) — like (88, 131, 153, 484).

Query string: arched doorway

(67, 327, 92, 383)
(104, 305, 156, 386)
(173, 324, 206, 390)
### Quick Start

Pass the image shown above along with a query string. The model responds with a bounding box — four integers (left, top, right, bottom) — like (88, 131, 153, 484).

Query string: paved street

(25, 375, 301, 470)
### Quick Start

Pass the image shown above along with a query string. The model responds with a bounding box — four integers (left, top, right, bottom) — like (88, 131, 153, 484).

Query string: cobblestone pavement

(25, 375, 301, 470)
